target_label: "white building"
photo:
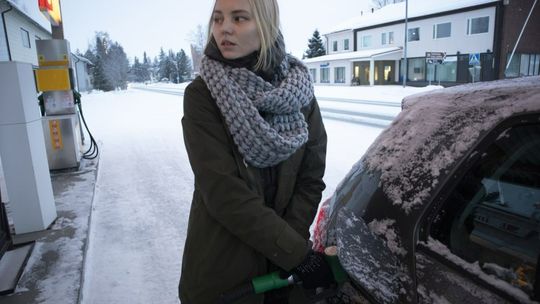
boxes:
[304,0,500,86]
[1,0,93,91]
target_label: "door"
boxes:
[417,120,540,303]
[375,61,395,85]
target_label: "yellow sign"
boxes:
[49,120,63,150]
[35,68,71,92]
[39,0,62,26]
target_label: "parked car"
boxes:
[313,76,540,304]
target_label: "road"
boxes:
[131,84,401,128]
[79,87,386,303]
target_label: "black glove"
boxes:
[291,250,334,289]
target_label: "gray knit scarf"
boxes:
[199,54,314,168]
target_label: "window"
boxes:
[333,41,338,52]
[428,123,540,301]
[468,16,489,35]
[381,33,387,45]
[361,35,372,48]
[20,28,30,48]
[389,32,394,44]
[309,68,317,83]
[433,22,451,39]
[334,67,345,83]
[408,27,420,42]
[344,39,349,51]
[320,67,330,83]
[505,53,540,78]
[435,56,457,82]
[407,58,425,81]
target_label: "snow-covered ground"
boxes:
[76,83,441,303]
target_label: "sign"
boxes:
[426,52,446,64]
[320,62,330,68]
[38,0,62,26]
[469,53,480,65]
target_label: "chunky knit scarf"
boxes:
[199,54,314,168]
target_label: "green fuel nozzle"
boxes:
[218,246,348,304]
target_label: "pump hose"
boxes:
[73,91,99,160]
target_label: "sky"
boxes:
[59,0,373,61]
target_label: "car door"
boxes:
[415,117,540,303]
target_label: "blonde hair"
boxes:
[207,0,281,71]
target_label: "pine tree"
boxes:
[142,52,151,81]
[85,32,129,91]
[176,49,192,82]
[304,30,326,59]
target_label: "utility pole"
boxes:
[402,0,408,87]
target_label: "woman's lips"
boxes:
[221,40,236,46]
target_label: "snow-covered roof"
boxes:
[364,76,540,213]
[303,46,401,63]
[325,0,499,35]
[72,53,93,65]
[5,0,51,34]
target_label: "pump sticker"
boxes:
[49,120,63,150]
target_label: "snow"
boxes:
[364,76,540,213]
[303,47,401,63]
[325,0,498,34]
[367,218,406,256]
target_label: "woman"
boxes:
[179,0,332,302]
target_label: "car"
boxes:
[312,76,540,304]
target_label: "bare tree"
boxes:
[371,0,404,9]
[187,24,207,76]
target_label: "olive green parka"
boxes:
[179,76,327,303]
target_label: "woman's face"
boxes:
[211,0,261,59]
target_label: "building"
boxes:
[1,0,93,92]
[498,0,540,78]
[304,0,539,86]
[1,0,53,64]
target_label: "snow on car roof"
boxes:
[364,76,540,214]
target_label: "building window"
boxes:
[344,39,349,51]
[333,41,338,52]
[407,57,425,81]
[309,68,317,83]
[381,32,387,45]
[320,67,330,83]
[334,67,345,83]
[389,32,394,44]
[468,16,489,35]
[505,53,540,78]
[435,56,457,82]
[433,22,451,39]
[20,28,30,48]
[408,27,420,42]
[361,35,372,48]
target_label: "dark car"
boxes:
[313,76,540,304]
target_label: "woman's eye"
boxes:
[213,16,223,23]
[234,16,248,22]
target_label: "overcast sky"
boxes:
[60,0,375,61]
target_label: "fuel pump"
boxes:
[34,39,82,170]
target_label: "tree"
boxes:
[85,32,129,91]
[303,29,326,59]
[175,49,192,82]
[188,24,206,76]
[371,0,404,9]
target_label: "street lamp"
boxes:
[402,0,408,88]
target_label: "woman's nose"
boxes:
[221,18,234,35]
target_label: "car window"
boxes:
[427,123,540,301]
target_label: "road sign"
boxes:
[426,52,446,64]
[469,53,480,65]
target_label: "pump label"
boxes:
[49,120,63,150]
